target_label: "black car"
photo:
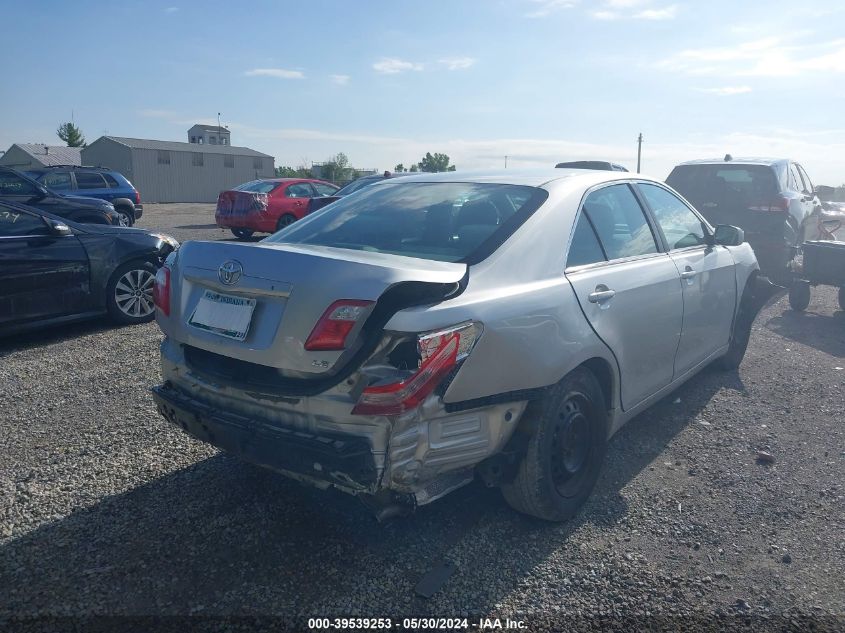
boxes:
[666,157,821,282]
[27,165,143,227]
[555,160,629,172]
[0,200,178,335]
[0,166,119,226]
[308,172,415,213]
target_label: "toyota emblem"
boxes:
[218,260,243,285]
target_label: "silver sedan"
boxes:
[151,170,774,521]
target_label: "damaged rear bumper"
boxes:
[152,382,379,490]
[153,337,527,505]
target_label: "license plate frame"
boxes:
[188,289,256,341]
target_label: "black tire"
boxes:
[788,280,811,311]
[276,214,297,231]
[105,260,157,325]
[231,228,254,240]
[115,206,135,227]
[501,367,608,522]
[839,286,845,312]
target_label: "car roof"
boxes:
[675,157,789,167]
[372,168,657,189]
[28,165,114,172]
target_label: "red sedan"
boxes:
[215,178,339,239]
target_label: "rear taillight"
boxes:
[304,300,374,351]
[749,196,789,212]
[153,266,171,316]
[134,190,141,205]
[352,322,481,416]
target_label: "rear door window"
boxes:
[581,184,658,260]
[40,171,72,190]
[638,183,707,249]
[566,213,606,268]
[285,183,314,198]
[75,172,108,189]
[313,182,339,196]
[103,174,120,188]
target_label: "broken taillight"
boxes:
[153,266,171,316]
[352,322,481,416]
[304,300,374,351]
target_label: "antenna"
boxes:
[636,133,643,173]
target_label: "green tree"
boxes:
[418,152,454,173]
[321,152,352,182]
[409,163,419,172]
[394,163,406,173]
[275,166,298,177]
[57,122,86,147]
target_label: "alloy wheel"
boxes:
[114,268,155,318]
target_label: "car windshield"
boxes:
[265,182,547,263]
[234,180,279,194]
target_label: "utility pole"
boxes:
[636,133,643,173]
[217,112,222,131]
[504,155,508,169]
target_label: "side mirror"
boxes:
[714,224,744,246]
[47,220,73,237]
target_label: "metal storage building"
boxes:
[81,136,274,203]
[0,144,82,170]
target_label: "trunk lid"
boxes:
[160,240,466,377]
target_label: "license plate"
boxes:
[189,289,256,341]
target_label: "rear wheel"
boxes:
[788,280,811,311]
[276,214,297,231]
[106,260,157,325]
[231,228,254,240]
[501,367,607,522]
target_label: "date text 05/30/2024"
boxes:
[308,617,527,630]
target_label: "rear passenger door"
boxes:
[637,183,736,376]
[565,183,684,410]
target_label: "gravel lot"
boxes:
[1,203,844,631]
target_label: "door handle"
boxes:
[680,267,697,280]
[588,288,616,303]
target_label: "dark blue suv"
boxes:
[27,166,143,226]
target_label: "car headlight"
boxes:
[151,233,180,249]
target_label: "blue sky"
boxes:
[2,0,844,183]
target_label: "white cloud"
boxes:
[439,57,477,71]
[634,5,676,20]
[659,36,845,77]
[592,2,676,20]
[164,6,178,13]
[525,0,579,19]
[696,86,753,96]
[330,74,350,85]
[244,68,305,79]
[372,58,424,74]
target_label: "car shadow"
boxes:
[0,317,125,358]
[763,308,845,358]
[0,373,737,620]
[174,223,219,230]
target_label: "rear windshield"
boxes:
[265,182,548,263]
[667,165,779,208]
[234,180,279,194]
